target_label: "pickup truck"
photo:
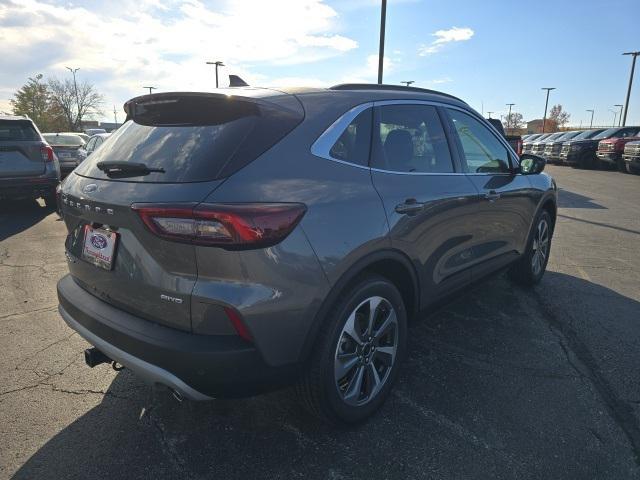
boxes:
[560,126,640,169]
[622,140,640,174]
[596,133,640,172]
[486,118,522,155]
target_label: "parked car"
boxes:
[0,115,59,206]
[622,140,640,174]
[543,131,583,163]
[531,132,565,157]
[57,85,557,424]
[42,133,86,177]
[77,133,111,162]
[522,133,550,154]
[596,133,640,172]
[558,129,606,165]
[486,118,522,155]
[64,132,90,143]
[561,126,640,169]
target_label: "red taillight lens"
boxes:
[516,139,523,156]
[41,145,54,162]
[132,203,307,249]
[224,307,253,342]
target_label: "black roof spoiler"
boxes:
[229,75,249,87]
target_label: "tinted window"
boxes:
[75,95,303,182]
[372,104,453,173]
[0,120,39,141]
[447,109,510,173]
[43,134,84,146]
[574,129,605,139]
[329,108,372,166]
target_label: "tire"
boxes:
[627,163,640,175]
[43,193,57,210]
[297,274,407,424]
[509,210,552,287]
[616,158,628,173]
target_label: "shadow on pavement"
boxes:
[557,188,606,209]
[0,199,55,242]
[12,272,640,479]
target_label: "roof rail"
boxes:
[329,83,466,104]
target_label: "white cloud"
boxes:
[418,26,474,56]
[0,0,357,119]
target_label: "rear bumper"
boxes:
[0,177,58,199]
[57,274,301,399]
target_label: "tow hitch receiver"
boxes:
[84,347,112,368]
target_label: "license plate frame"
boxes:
[81,225,118,270]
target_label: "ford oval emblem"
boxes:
[83,184,98,194]
[90,234,108,249]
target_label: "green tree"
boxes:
[10,74,66,131]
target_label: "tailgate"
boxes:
[0,143,46,177]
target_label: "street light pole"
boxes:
[206,61,225,88]
[609,109,617,127]
[586,109,594,128]
[487,111,494,119]
[401,81,414,87]
[621,51,639,126]
[65,66,80,130]
[506,103,515,134]
[377,0,387,84]
[614,104,624,127]
[143,86,157,95]
[541,87,555,133]
[113,105,118,128]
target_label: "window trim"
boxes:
[311,99,520,176]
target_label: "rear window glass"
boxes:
[43,134,85,146]
[329,109,372,166]
[74,95,303,182]
[0,120,39,141]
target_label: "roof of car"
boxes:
[0,115,32,122]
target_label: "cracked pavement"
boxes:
[1,165,640,479]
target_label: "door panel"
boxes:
[369,104,480,305]
[444,108,537,278]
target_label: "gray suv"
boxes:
[57,85,557,423]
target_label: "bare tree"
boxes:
[502,112,525,131]
[549,104,571,129]
[48,77,104,131]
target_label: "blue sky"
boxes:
[0,0,638,126]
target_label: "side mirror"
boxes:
[519,154,546,175]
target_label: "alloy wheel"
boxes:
[531,218,549,276]
[334,296,398,406]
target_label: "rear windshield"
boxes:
[74,95,303,182]
[0,120,39,141]
[43,134,85,146]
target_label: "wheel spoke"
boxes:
[343,310,364,345]
[365,297,383,336]
[373,309,397,340]
[375,345,395,365]
[335,352,359,380]
[343,365,365,403]
[366,363,382,397]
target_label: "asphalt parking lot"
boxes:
[1,165,639,479]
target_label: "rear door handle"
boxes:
[484,190,501,202]
[395,199,425,215]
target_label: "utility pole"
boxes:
[65,67,80,130]
[113,105,118,128]
[541,87,555,133]
[506,103,515,134]
[377,0,387,84]
[206,61,225,88]
[621,51,639,126]
[144,86,157,95]
[401,81,414,87]
[586,109,594,128]
[487,111,494,119]
[614,104,624,127]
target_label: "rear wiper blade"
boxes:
[96,161,165,176]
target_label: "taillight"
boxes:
[224,307,253,342]
[132,203,307,249]
[516,139,523,156]
[41,145,54,162]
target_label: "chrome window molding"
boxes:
[310,98,520,175]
